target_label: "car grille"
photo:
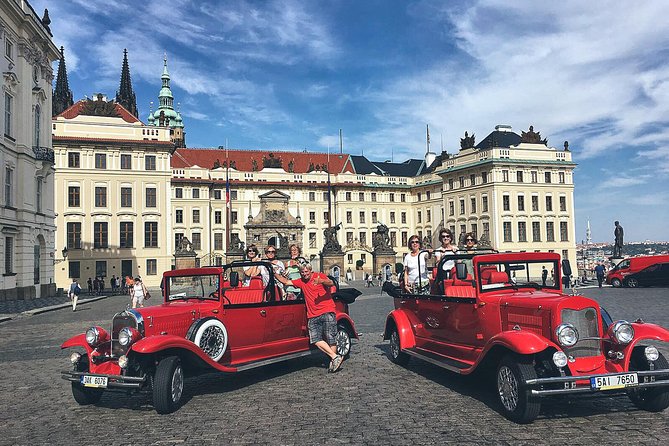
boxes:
[561,307,601,358]
[111,311,139,357]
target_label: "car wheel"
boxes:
[71,382,103,405]
[626,278,639,288]
[188,318,228,362]
[153,356,184,414]
[611,278,622,288]
[496,355,541,423]
[336,324,352,358]
[627,349,669,412]
[388,326,410,366]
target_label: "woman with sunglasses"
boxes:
[243,244,269,286]
[403,236,429,293]
[284,244,306,299]
[434,229,458,276]
[463,232,477,251]
[264,245,286,298]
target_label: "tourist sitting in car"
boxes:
[243,244,269,286]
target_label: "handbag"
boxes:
[143,283,151,299]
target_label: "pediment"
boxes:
[259,190,290,200]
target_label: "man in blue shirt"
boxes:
[594,263,606,288]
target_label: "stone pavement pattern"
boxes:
[0,285,667,445]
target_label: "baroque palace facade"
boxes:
[49,46,577,289]
[0,2,59,299]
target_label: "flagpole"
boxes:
[225,139,231,256]
[327,145,332,227]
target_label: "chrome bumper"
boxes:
[526,368,669,397]
[61,370,147,390]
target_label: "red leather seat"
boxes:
[488,271,508,284]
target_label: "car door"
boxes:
[263,294,309,353]
[221,295,267,365]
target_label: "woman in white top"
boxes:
[131,277,148,308]
[433,229,458,277]
[403,235,429,293]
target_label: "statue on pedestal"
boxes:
[613,221,624,258]
[373,223,393,253]
[323,223,343,254]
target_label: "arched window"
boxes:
[34,104,41,148]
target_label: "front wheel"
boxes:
[388,326,410,366]
[153,356,185,414]
[336,324,352,358]
[71,382,103,405]
[496,355,541,423]
[628,350,669,412]
[625,278,639,288]
[611,278,622,288]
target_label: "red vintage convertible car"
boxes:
[61,261,359,414]
[383,250,669,423]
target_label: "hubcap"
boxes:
[497,366,519,411]
[336,328,350,356]
[627,279,638,287]
[171,365,184,403]
[390,331,400,359]
[200,326,225,359]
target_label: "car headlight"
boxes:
[118,355,129,369]
[644,345,659,362]
[555,323,579,347]
[118,327,140,346]
[609,320,634,345]
[69,352,82,364]
[552,351,568,368]
[85,326,109,347]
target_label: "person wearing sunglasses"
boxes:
[264,245,286,298]
[243,244,269,286]
[434,229,458,276]
[403,235,429,293]
[463,233,477,251]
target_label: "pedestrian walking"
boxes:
[594,262,606,288]
[68,278,81,312]
[110,275,116,294]
[542,266,548,287]
[93,277,100,296]
[87,277,93,295]
[131,277,150,308]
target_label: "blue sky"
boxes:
[33,0,669,243]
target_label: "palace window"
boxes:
[146,188,156,207]
[119,222,133,248]
[95,153,106,169]
[68,152,80,168]
[67,222,81,249]
[121,187,132,207]
[93,222,108,248]
[145,155,156,170]
[95,187,107,207]
[68,186,80,207]
[121,154,132,169]
[145,222,158,247]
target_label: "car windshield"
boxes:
[478,260,560,292]
[167,274,219,301]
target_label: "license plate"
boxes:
[590,373,638,390]
[81,375,108,388]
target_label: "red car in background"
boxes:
[61,261,359,414]
[384,251,669,423]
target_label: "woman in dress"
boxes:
[433,229,458,277]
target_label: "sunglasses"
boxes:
[265,250,276,254]
[247,250,257,254]
[410,240,420,244]
[466,238,475,242]
[441,234,451,239]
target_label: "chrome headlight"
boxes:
[85,327,100,346]
[555,323,579,347]
[609,320,634,345]
[69,352,82,364]
[118,327,132,346]
[552,351,568,368]
[644,345,659,362]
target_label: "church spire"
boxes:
[52,46,73,116]
[115,49,138,118]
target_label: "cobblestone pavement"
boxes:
[0,284,667,445]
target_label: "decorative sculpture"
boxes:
[520,125,548,145]
[460,131,476,150]
[323,223,343,253]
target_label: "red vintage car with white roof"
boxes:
[61,261,359,414]
[383,250,669,423]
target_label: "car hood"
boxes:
[497,291,599,312]
[134,300,220,337]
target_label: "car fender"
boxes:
[485,330,558,355]
[61,333,91,351]
[130,335,238,372]
[336,313,359,339]
[384,309,416,350]
[624,322,669,361]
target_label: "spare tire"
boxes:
[187,318,228,362]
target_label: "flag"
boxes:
[427,124,430,146]
[225,171,231,209]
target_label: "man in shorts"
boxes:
[274,263,343,372]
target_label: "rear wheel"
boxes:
[336,324,352,358]
[153,356,184,414]
[388,326,410,366]
[626,278,639,288]
[496,355,541,423]
[611,278,622,288]
[628,350,669,412]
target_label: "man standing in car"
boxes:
[274,263,343,373]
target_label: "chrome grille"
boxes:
[561,307,601,358]
[111,311,138,357]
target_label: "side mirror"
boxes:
[562,259,572,277]
[229,271,239,287]
[455,262,468,280]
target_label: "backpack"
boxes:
[73,284,81,296]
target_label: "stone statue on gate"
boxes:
[373,223,393,253]
[323,222,343,254]
[613,221,624,258]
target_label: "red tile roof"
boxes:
[171,148,355,174]
[54,99,141,124]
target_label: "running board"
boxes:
[403,348,471,373]
[234,349,317,372]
